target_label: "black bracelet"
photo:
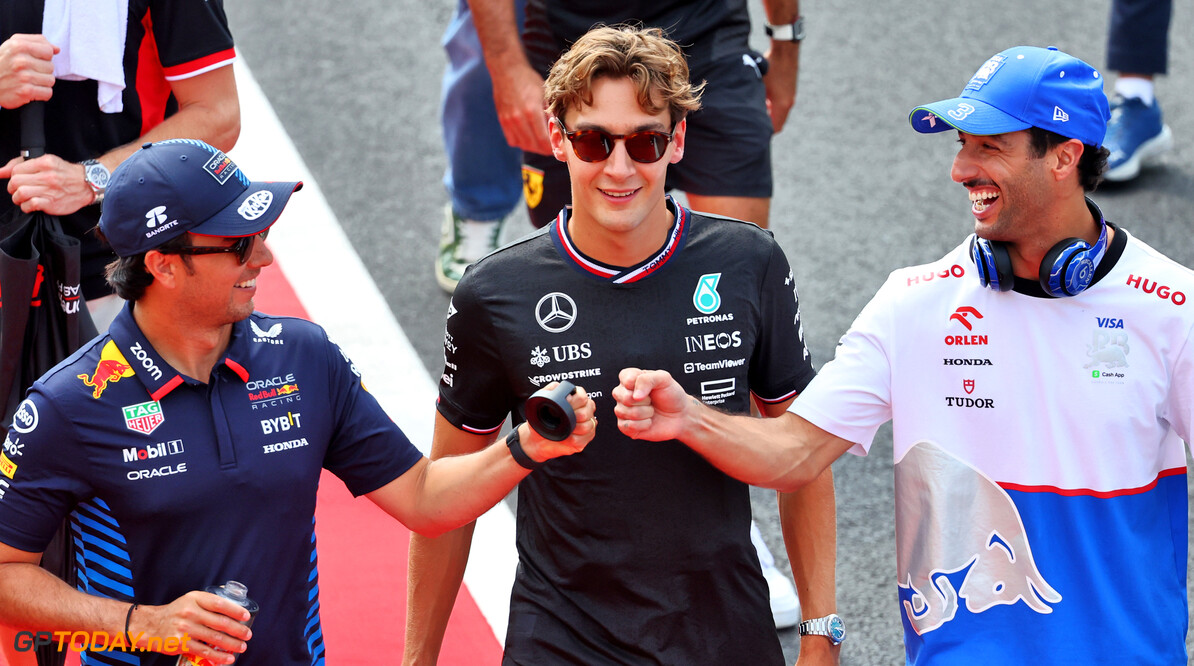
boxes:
[506,427,542,471]
[124,603,138,650]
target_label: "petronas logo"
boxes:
[693,273,722,314]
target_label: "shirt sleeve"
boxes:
[149,0,236,80]
[748,236,817,403]
[0,392,92,552]
[789,272,898,455]
[434,270,518,434]
[321,331,423,497]
[1162,318,1194,445]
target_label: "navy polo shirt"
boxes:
[0,304,421,665]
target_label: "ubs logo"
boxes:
[536,292,577,333]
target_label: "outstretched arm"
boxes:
[398,385,594,665]
[613,368,851,491]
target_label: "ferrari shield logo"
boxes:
[522,165,544,209]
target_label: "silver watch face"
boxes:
[85,162,110,189]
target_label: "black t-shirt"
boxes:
[439,199,815,663]
[0,0,235,299]
[522,0,751,73]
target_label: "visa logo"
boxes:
[1096,317,1124,328]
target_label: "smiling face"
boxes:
[551,76,685,258]
[175,232,273,327]
[950,130,1054,244]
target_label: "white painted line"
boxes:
[229,54,514,645]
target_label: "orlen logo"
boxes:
[946,306,987,346]
[122,439,184,463]
[1126,274,1185,306]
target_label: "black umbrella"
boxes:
[0,102,97,666]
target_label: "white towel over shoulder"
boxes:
[43,0,129,113]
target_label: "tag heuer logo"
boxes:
[123,401,165,435]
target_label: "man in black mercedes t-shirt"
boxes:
[406,25,840,666]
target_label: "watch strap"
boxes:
[506,426,542,471]
[764,17,805,42]
[798,613,844,645]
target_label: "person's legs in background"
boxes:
[436,0,526,293]
[1103,0,1174,182]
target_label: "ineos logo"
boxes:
[145,206,168,228]
[535,292,577,333]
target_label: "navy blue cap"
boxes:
[909,46,1111,147]
[98,139,302,257]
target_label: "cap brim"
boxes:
[909,97,1031,136]
[189,181,304,238]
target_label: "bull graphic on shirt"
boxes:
[77,341,136,399]
[895,441,1061,635]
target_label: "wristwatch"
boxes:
[764,17,805,42]
[82,159,110,204]
[798,613,845,645]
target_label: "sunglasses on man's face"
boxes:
[554,118,675,163]
[163,229,269,265]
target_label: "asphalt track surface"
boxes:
[227,1,1194,663]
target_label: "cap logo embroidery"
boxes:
[238,191,274,220]
[963,55,1005,92]
[1052,106,1069,122]
[948,103,976,122]
[203,150,239,185]
[145,206,168,228]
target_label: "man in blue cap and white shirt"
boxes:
[612,45,1194,663]
[0,139,595,665]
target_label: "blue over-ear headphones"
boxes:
[970,217,1109,297]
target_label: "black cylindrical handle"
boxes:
[21,102,46,159]
[525,380,577,441]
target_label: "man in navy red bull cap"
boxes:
[0,139,595,665]
[615,45,1194,664]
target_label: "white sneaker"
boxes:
[435,205,505,294]
[751,520,800,629]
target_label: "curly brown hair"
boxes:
[544,25,704,126]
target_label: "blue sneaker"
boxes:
[1103,96,1173,182]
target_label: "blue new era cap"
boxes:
[909,46,1111,147]
[99,139,302,257]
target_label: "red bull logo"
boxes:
[78,341,136,399]
[895,441,1061,635]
